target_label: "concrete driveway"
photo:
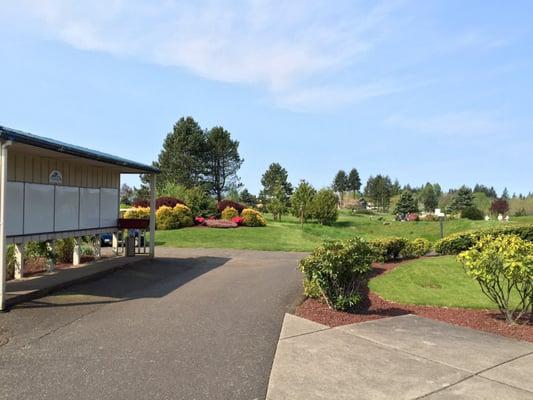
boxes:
[0,248,306,400]
[267,314,533,399]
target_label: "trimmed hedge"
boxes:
[221,206,239,220]
[435,225,533,255]
[241,208,267,227]
[124,207,150,219]
[400,238,431,259]
[369,237,408,262]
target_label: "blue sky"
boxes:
[1,1,532,195]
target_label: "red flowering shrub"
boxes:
[133,199,150,208]
[406,213,419,221]
[231,216,244,226]
[156,197,186,210]
[490,198,509,215]
[205,219,238,228]
[194,216,206,225]
[208,215,217,220]
[217,200,245,213]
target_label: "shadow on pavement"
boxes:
[11,256,230,310]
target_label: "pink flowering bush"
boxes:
[231,216,244,226]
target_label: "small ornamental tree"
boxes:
[490,198,510,216]
[394,190,419,215]
[291,180,316,224]
[299,238,374,311]
[458,235,533,324]
[311,189,339,225]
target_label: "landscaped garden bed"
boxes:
[296,256,533,343]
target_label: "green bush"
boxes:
[55,238,75,263]
[369,237,408,262]
[400,238,431,259]
[303,277,321,298]
[435,225,533,255]
[221,206,239,220]
[311,189,338,225]
[458,235,533,324]
[241,208,267,227]
[174,204,193,228]
[156,206,179,230]
[461,206,484,220]
[299,238,374,311]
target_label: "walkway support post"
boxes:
[73,237,81,266]
[0,140,12,311]
[149,173,156,257]
[14,243,24,279]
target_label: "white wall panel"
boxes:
[6,181,24,236]
[79,188,100,229]
[24,183,54,234]
[54,186,79,231]
[100,188,118,227]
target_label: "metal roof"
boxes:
[0,125,159,173]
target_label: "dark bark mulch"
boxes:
[296,260,533,343]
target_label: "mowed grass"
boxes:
[155,211,533,252]
[369,256,522,310]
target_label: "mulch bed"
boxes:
[296,259,533,343]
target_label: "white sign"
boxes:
[49,170,63,184]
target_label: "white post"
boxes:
[73,237,81,266]
[14,243,24,280]
[0,141,11,310]
[47,241,55,272]
[149,173,156,257]
[94,235,101,260]
[112,231,119,255]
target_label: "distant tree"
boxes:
[394,190,419,215]
[391,179,401,196]
[239,188,257,206]
[419,183,438,212]
[447,185,474,213]
[347,168,361,197]
[225,187,241,202]
[490,198,510,216]
[268,183,287,221]
[364,175,393,210]
[311,189,339,225]
[260,163,292,203]
[291,180,316,224]
[433,183,442,198]
[155,117,207,189]
[204,126,243,202]
[473,184,497,198]
[120,183,134,205]
[332,170,348,204]
[501,187,510,199]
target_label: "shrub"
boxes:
[194,216,206,225]
[174,204,193,228]
[124,207,150,219]
[205,219,238,228]
[311,189,338,225]
[221,206,239,220]
[514,208,527,217]
[217,200,245,214]
[400,238,431,259]
[461,206,484,220]
[369,237,408,262]
[156,196,186,209]
[156,206,179,230]
[231,216,244,226]
[406,213,419,221]
[490,198,510,216]
[303,277,321,298]
[458,235,533,324]
[299,238,374,311]
[132,199,150,208]
[241,208,267,227]
[435,225,533,255]
[55,238,75,263]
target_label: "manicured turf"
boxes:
[155,211,533,252]
[369,256,521,310]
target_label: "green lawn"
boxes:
[369,256,521,310]
[155,211,533,252]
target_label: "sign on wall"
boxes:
[49,170,63,184]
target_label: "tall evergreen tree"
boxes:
[260,163,292,202]
[154,117,207,189]
[204,126,243,201]
[347,168,361,197]
[394,190,419,215]
[332,170,348,204]
[364,175,393,210]
[447,185,474,213]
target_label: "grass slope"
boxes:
[155,212,533,252]
[369,256,521,310]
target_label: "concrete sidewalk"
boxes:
[5,255,147,308]
[267,314,533,399]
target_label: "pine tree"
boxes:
[347,168,361,197]
[332,170,348,205]
[394,190,419,215]
[291,180,316,224]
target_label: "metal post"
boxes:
[73,237,81,266]
[439,216,444,239]
[14,243,24,280]
[149,174,156,257]
[0,141,11,310]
